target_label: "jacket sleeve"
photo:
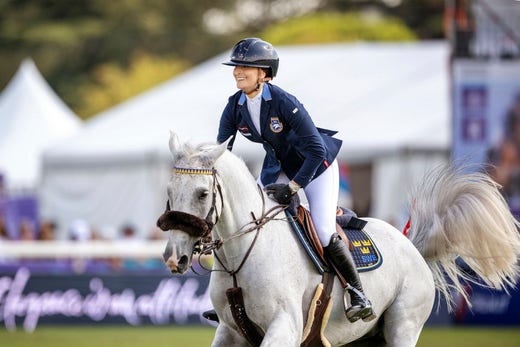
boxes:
[217,97,238,151]
[282,97,326,188]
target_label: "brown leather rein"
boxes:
[157,166,287,282]
[208,187,287,286]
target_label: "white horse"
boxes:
[159,132,520,347]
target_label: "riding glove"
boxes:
[265,181,300,205]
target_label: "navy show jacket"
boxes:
[217,83,342,188]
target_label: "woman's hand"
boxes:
[265,182,299,205]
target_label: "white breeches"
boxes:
[259,160,339,247]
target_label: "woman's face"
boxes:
[233,65,265,95]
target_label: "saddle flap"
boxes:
[296,206,326,263]
[296,206,353,262]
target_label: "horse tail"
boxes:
[406,165,520,310]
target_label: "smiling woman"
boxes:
[232,65,268,97]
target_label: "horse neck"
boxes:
[212,154,272,258]
[215,155,265,235]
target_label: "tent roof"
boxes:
[43,41,450,165]
[0,59,82,188]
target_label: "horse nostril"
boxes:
[178,255,189,268]
[177,255,190,273]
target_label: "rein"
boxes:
[205,186,287,285]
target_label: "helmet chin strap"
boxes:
[244,80,264,97]
[243,68,271,97]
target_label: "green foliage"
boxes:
[385,0,445,39]
[261,12,416,45]
[18,19,106,45]
[0,0,231,118]
[74,53,190,118]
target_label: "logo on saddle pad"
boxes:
[348,228,381,271]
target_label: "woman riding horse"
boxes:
[213,37,374,323]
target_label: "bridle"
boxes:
[157,166,222,240]
[157,165,287,284]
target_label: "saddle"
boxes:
[291,206,383,275]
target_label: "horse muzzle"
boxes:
[163,241,190,274]
[165,254,190,274]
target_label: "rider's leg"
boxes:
[324,232,375,322]
[303,160,339,247]
[304,160,374,323]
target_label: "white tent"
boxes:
[41,41,450,238]
[0,59,82,191]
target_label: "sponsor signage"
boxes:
[0,268,213,332]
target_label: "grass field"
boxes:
[2,326,520,347]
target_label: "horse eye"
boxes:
[198,190,209,201]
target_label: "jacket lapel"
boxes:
[259,84,273,137]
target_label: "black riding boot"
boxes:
[324,233,376,323]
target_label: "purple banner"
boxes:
[0,268,213,332]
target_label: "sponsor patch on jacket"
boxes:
[238,125,252,136]
[269,117,283,133]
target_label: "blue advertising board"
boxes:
[453,283,520,326]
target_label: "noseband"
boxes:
[156,167,222,239]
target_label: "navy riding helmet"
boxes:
[222,38,279,78]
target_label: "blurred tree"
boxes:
[322,0,445,39]
[0,0,443,119]
[385,0,445,39]
[260,12,416,45]
[74,52,190,117]
[0,0,233,119]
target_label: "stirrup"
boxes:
[346,304,376,323]
[343,285,376,323]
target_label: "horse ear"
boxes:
[215,136,233,159]
[169,131,181,157]
[201,136,233,164]
[220,135,233,151]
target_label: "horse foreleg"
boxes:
[260,310,303,347]
[212,322,250,347]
